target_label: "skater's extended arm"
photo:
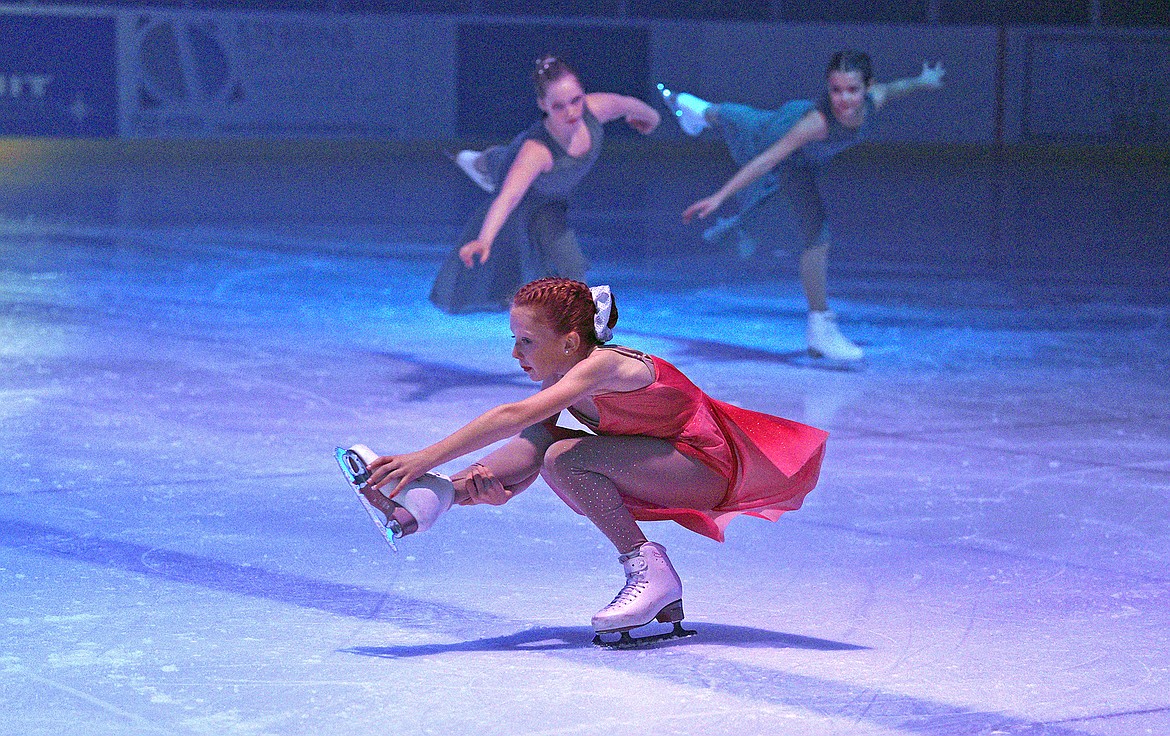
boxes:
[367,351,628,495]
[868,61,945,110]
[586,92,661,134]
[682,111,827,222]
[460,140,553,267]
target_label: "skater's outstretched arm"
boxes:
[366,350,631,496]
[868,61,945,110]
[585,92,661,134]
[459,139,554,267]
[682,111,828,222]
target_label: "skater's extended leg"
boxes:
[785,166,863,360]
[540,435,726,553]
[454,144,503,193]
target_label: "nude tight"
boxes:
[540,435,727,554]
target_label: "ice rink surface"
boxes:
[1,140,1168,735]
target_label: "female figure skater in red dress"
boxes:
[363,278,828,645]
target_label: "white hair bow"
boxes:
[590,285,613,343]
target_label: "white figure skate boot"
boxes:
[656,84,710,136]
[807,310,864,361]
[336,444,454,551]
[453,150,496,193]
[592,542,695,648]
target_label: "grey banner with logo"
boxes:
[117,10,454,139]
[2,7,1166,144]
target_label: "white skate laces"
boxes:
[592,542,682,633]
[592,542,696,648]
[604,551,651,608]
[807,310,864,361]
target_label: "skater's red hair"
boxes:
[512,278,617,346]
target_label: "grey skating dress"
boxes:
[430,106,604,314]
[715,92,875,249]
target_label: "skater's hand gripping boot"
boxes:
[336,444,455,550]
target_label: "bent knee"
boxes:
[541,437,588,479]
[543,436,622,482]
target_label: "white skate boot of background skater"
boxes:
[335,444,454,552]
[807,310,864,361]
[592,541,696,648]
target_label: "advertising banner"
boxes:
[119,11,453,139]
[0,13,118,137]
[1024,34,1169,144]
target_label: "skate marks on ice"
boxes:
[0,516,866,656]
[374,350,532,402]
[0,518,494,632]
[591,656,1117,736]
[624,329,866,373]
[0,511,1136,734]
[605,656,1123,736]
[346,626,1112,736]
[1,516,872,660]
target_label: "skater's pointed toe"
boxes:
[655,85,710,136]
[657,82,676,108]
[454,149,496,193]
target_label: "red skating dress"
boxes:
[565,347,828,542]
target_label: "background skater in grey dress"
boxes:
[662,50,945,360]
[431,56,660,314]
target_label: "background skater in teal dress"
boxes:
[662,50,945,361]
[431,56,660,314]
